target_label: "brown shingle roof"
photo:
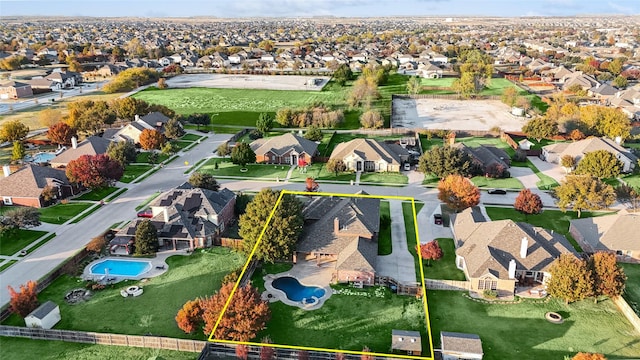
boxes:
[570,211,640,252]
[330,138,408,166]
[441,332,483,356]
[250,133,318,157]
[51,136,111,166]
[0,164,70,198]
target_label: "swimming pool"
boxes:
[272,276,325,303]
[90,259,152,277]
[25,152,56,163]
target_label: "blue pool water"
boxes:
[90,259,152,277]
[272,276,325,302]
[25,152,56,163]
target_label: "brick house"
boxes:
[0,164,80,208]
[330,138,409,173]
[0,80,33,99]
[250,133,319,166]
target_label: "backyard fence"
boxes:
[425,279,470,291]
[613,297,640,333]
[375,276,422,296]
[218,237,243,250]
[0,325,207,353]
[198,341,391,360]
[392,94,502,101]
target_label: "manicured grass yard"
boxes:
[428,290,640,360]
[181,133,205,142]
[359,172,408,185]
[455,136,515,157]
[622,174,640,188]
[485,207,615,252]
[0,337,196,360]
[421,238,466,281]
[470,176,523,189]
[73,187,119,201]
[39,202,94,224]
[0,229,48,256]
[289,163,355,182]
[120,164,154,183]
[2,247,245,339]
[418,134,444,152]
[378,201,392,255]
[135,151,169,164]
[621,263,640,312]
[199,159,290,180]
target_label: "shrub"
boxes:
[483,289,498,299]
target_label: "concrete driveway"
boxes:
[509,166,539,189]
[416,202,453,244]
[528,156,566,183]
[376,200,418,284]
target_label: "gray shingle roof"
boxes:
[330,138,408,166]
[544,137,638,163]
[140,112,170,127]
[27,301,58,320]
[0,164,71,198]
[441,332,483,355]
[250,133,318,157]
[51,136,111,165]
[391,330,422,352]
[570,210,640,252]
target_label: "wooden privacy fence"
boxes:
[393,94,502,101]
[199,342,384,360]
[425,279,470,291]
[0,325,207,353]
[375,276,422,296]
[613,297,640,333]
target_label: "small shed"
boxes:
[391,329,422,356]
[518,139,535,151]
[24,301,61,329]
[440,332,483,360]
[511,107,525,117]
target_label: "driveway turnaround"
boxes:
[376,200,418,284]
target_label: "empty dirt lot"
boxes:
[165,74,330,91]
[392,98,528,132]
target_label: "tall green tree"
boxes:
[134,219,158,255]
[256,113,273,136]
[0,120,29,142]
[554,175,616,217]
[546,254,594,304]
[11,141,25,161]
[238,189,303,262]
[522,117,558,141]
[231,142,256,168]
[333,64,353,86]
[188,172,220,191]
[188,113,210,130]
[418,146,473,178]
[574,150,623,179]
[406,76,422,95]
[106,140,137,166]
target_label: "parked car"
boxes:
[137,209,153,218]
[404,163,411,171]
[434,214,443,225]
[487,189,507,195]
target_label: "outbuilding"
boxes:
[440,332,483,360]
[24,301,61,329]
[391,329,422,356]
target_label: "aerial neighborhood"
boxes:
[1,10,640,360]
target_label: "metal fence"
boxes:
[424,279,470,291]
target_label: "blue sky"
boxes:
[0,0,638,17]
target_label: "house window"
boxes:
[2,197,12,205]
[478,278,497,290]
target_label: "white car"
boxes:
[403,163,411,171]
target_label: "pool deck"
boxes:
[82,249,187,283]
[262,259,333,311]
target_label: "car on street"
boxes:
[136,209,153,218]
[487,189,507,195]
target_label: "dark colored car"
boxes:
[434,214,443,225]
[137,209,153,218]
[488,189,507,195]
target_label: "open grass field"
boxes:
[199,159,290,180]
[0,337,197,360]
[418,135,444,152]
[0,229,48,256]
[455,136,515,156]
[485,207,615,252]
[378,201,392,255]
[2,247,245,339]
[428,290,640,360]
[621,263,640,312]
[421,238,466,281]
[39,202,94,224]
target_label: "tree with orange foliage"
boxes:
[175,299,203,334]
[568,129,585,141]
[588,252,626,300]
[418,241,443,266]
[139,128,166,150]
[305,177,319,192]
[86,236,106,253]
[514,189,543,217]
[47,122,76,146]
[8,280,39,317]
[235,344,249,360]
[572,352,607,360]
[437,174,480,212]
[201,282,270,341]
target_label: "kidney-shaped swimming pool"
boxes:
[272,276,325,303]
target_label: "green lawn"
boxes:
[171,140,193,151]
[181,133,204,142]
[623,174,640,188]
[455,136,515,157]
[378,201,392,255]
[135,151,169,164]
[359,172,408,185]
[2,247,245,339]
[73,187,119,201]
[0,337,197,360]
[315,132,336,157]
[420,77,455,87]
[0,229,48,256]
[511,159,559,190]
[199,159,290,180]
[418,135,444,152]
[621,263,640,314]
[0,260,17,272]
[120,164,154,183]
[70,204,101,224]
[39,202,94,224]
[422,238,466,281]
[289,162,355,182]
[403,201,425,282]
[485,207,615,252]
[471,176,523,189]
[428,290,640,360]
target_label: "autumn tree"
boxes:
[110,97,150,121]
[615,184,640,210]
[134,219,158,256]
[11,141,25,161]
[574,150,623,179]
[1,207,41,229]
[66,154,124,189]
[514,189,543,216]
[451,72,476,98]
[163,118,184,139]
[579,105,630,140]
[259,337,275,360]
[572,352,607,360]
[106,140,137,166]
[256,113,273,136]
[360,110,384,129]
[437,174,481,212]
[7,280,39,317]
[86,236,106,253]
[175,299,203,334]
[554,175,615,217]
[157,77,168,89]
[139,129,166,150]
[348,75,379,108]
[103,68,160,93]
[522,117,558,141]
[238,189,303,262]
[201,282,271,341]
[38,108,63,127]
[216,142,231,157]
[561,155,576,173]
[231,142,256,168]
[305,177,319,192]
[418,240,443,266]
[588,252,626,300]
[333,64,353,86]
[419,146,473,178]
[304,126,323,141]
[326,158,347,177]
[568,129,585,141]
[546,254,594,304]
[612,75,628,89]
[188,172,220,191]
[501,87,518,107]
[236,345,249,360]
[0,119,29,142]
[47,122,76,146]
[406,76,422,95]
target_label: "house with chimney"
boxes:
[50,136,112,168]
[452,207,578,297]
[541,137,638,173]
[0,164,80,208]
[104,112,173,144]
[250,133,319,166]
[295,193,380,286]
[329,138,410,173]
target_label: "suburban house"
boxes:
[45,71,81,88]
[50,136,112,168]
[112,183,236,252]
[451,143,511,175]
[330,138,410,173]
[250,133,319,166]
[0,164,80,208]
[104,112,172,144]
[569,210,640,261]
[541,137,638,173]
[440,332,484,360]
[452,207,578,297]
[0,80,33,99]
[296,194,380,286]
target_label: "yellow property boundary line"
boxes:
[208,190,434,360]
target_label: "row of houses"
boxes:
[0,69,81,99]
